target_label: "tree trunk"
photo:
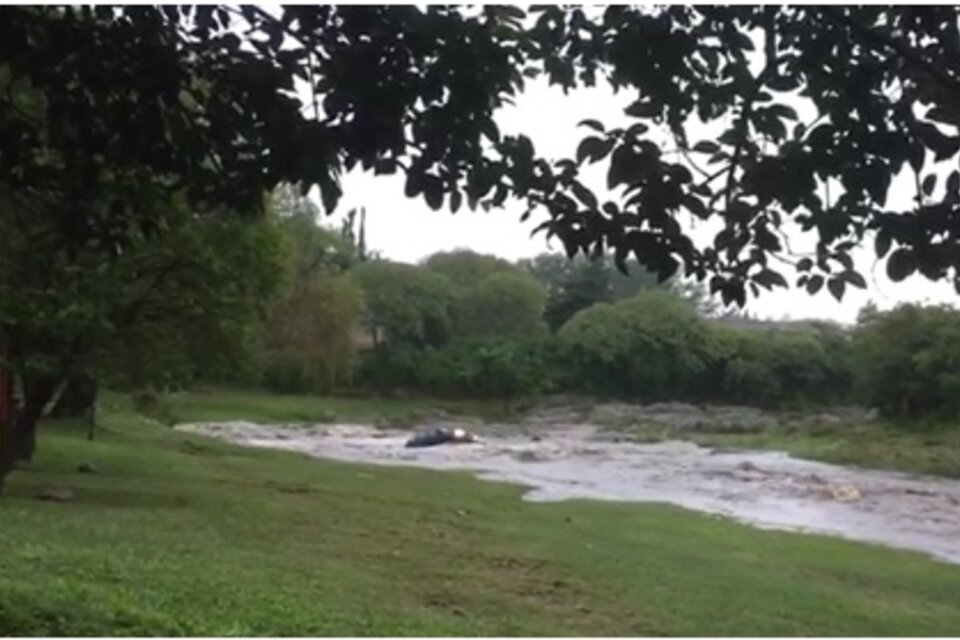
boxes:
[14,376,55,463]
[86,384,99,441]
[49,373,98,419]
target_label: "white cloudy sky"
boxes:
[316,59,958,326]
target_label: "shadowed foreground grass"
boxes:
[1,396,959,635]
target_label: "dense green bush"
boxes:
[557,290,717,398]
[355,338,553,400]
[353,345,423,393]
[705,327,849,408]
[352,260,455,348]
[455,271,548,339]
[852,304,960,419]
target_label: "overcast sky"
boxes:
[318,65,959,326]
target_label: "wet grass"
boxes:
[1,394,960,635]
[141,386,518,427]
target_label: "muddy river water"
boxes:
[176,420,960,566]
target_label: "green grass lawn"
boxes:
[1,394,960,635]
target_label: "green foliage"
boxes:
[352,260,455,348]
[419,338,552,399]
[273,195,357,283]
[258,187,367,394]
[0,192,285,391]
[356,338,552,400]
[456,271,548,339]
[423,250,515,288]
[523,252,715,331]
[261,275,364,394]
[558,290,715,398]
[707,327,848,408]
[424,250,548,339]
[352,250,549,397]
[523,253,613,331]
[5,5,960,311]
[852,304,960,420]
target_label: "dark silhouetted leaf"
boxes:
[843,270,866,289]
[576,136,614,165]
[887,248,916,282]
[692,140,720,154]
[578,119,605,133]
[572,182,598,209]
[875,231,892,258]
[625,100,659,118]
[754,268,787,289]
[827,277,845,301]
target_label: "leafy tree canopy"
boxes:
[351,259,456,348]
[3,5,960,307]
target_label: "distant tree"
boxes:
[261,274,364,393]
[708,327,837,407]
[423,250,548,338]
[558,290,715,398]
[522,253,614,331]
[260,190,365,393]
[524,252,717,330]
[423,250,515,289]
[272,187,357,279]
[457,271,549,339]
[351,260,455,348]
[852,304,960,419]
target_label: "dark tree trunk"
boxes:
[14,376,55,463]
[86,384,99,441]
[50,373,98,419]
[0,375,56,492]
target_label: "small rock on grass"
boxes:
[36,487,75,502]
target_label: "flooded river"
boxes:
[176,420,960,566]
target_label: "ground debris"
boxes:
[36,487,75,502]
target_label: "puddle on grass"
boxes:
[176,420,960,566]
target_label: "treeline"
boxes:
[12,185,957,432]
[251,191,960,423]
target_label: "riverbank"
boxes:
[1,393,959,635]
